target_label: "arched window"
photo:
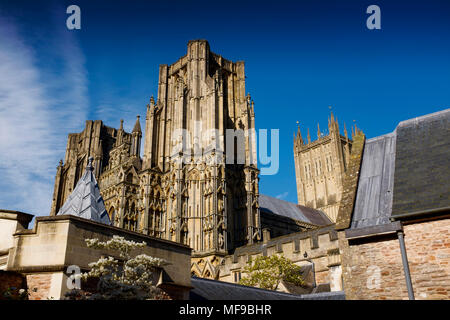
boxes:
[126,173,133,183]
[109,206,115,222]
[123,201,138,231]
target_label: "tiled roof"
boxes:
[190,277,345,300]
[56,157,111,225]
[351,133,396,229]
[259,194,331,226]
[392,109,450,218]
[349,108,450,229]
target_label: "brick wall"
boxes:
[341,218,450,300]
[0,271,27,300]
[26,273,52,300]
[404,219,450,299]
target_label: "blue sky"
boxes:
[0,0,449,216]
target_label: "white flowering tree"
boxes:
[65,235,168,300]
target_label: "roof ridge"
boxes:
[397,108,450,128]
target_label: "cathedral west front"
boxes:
[50,40,262,271]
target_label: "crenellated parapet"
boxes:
[293,111,360,222]
[211,224,343,293]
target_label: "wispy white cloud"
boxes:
[275,191,289,200]
[0,16,88,216]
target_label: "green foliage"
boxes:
[239,254,304,291]
[1,287,29,300]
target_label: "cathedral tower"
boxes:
[293,111,354,222]
[141,40,260,259]
[51,40,260,277]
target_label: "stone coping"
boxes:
[14,214,192,255]
[0,209,34,224]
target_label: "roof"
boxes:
[350,133,396,229]
[350,108,450,229]
[57,157,111,225]
[189,277,345,300]
[391,108,450,218]
[259,194,332,226]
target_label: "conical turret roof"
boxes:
[57,157,111,225]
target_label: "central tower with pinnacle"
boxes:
[51,40,260,276]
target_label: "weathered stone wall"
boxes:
[217,225,343,293]
[7,215,192,300]
[293,114,353,223]
[340,218,450,300]
[25,273,53,300]
[404,219,450,299]
[0,210,34,270]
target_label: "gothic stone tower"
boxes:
[51,40,260,278]
[141,40,260,276]
[293,112,354,222]
[50,117,143,231]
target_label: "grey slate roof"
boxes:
[391,109,450,217]
[259,194,331,226]
[351,133,396,229]
[190,277,345,300]
[57,157,111,225]
[350,108,450,229]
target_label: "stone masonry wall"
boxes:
[404,219,450,300]
[26,273,52,300]
[218,225,343,292]
[340,218,450,300]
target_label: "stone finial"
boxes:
[133,115,142,133]
[150,95,155,105]
[119,119,124,130]
[87,156,94,171]
[296,121,303,144]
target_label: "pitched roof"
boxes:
[57,157,111,225]
[391,109,450,218]
[349,108,450,229]
[259,194,332,226]
[351,133,396,229]
[190,277,345,300]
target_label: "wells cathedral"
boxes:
[1,40,449,300]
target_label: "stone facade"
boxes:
[336,109,450,300]
[293,113,354,222]
[2,214,192,300]
[215,225,343,293]
[340,218,450,300]
[0,210,34,270]
[50,40,260,275]
[25,273,54,300]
